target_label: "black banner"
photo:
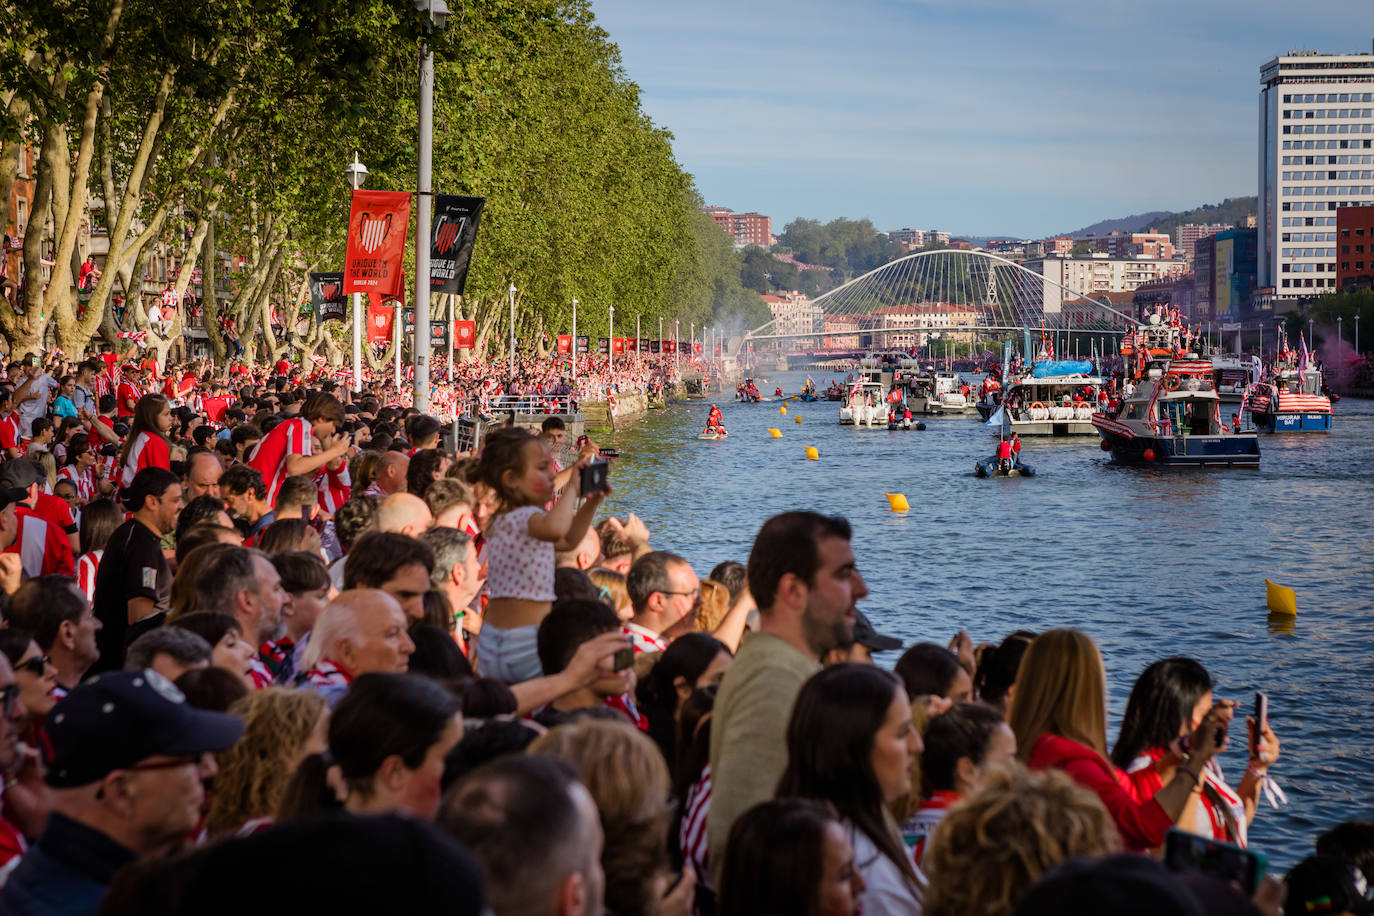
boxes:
[310,272,347,322]
[576,335,589,354]
[638,337,649,352]
[402,309,450,349]
[650,339,661,354]
[597,337,609,354]
[429,195,485,294]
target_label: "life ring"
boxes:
[1164,375,1181,392]
[1030,401,1045,410]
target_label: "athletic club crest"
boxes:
[359,212,393,254]
[433,216,465,255]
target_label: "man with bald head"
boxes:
[555,525,600,572]
[364,451,409,497]
[181,450,223,501]
[377,492,433,538]
[295,589,415,704]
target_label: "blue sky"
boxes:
[589,0,1371,238]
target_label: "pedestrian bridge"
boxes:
[740,249,1140,354]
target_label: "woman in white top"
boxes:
[778,663,928,915]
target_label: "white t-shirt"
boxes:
[16,373,57,435]
[849,822,926,916]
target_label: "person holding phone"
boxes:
[1112,658,1281,848]
[1011,630,1235,852]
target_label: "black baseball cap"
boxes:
[0,486,29,511]
[1286,856,1374,915]
[853,610,902,652]
[43,669,245,788]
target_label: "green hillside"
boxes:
[1142,197,1257,238]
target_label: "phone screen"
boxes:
[1253,692,1268,755]
[1163,829,1266,894]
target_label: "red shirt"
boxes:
[0,413,20,453]
[203,396,230,423]
[275,359,290,376]
[116,380,140,417]
[120,431,171,488]
[8,505,75,577]
[33,491,78,540]
[1026,733,1173,851]
[246,417,313,506]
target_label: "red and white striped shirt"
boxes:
[246,417,313,506]
[0,413,21,454]
[120,431,171,488]
[624,622,667,655]
[315,462,351,515]
[76,550,103,602]
[58,465,97,503]
[679,764,712,890]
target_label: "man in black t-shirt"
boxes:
[91,467,183,673]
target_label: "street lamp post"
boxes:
[608,303,615,373]
[674,320,679,372]
[1309,318,1314,347]
[1356,314,1360,356]
[412,0,449,415]
[636,315,641,365]
[1337,316,1342,352]
[571,296,578,383]
[344,152,368,394]
[508,283,517,378]
[658,316,662,357]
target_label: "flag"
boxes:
[454,320,476,349]
[556,334,572,355]
[117,331,147,347]
[627,337,638,353]
[310,272,347,322]
[649,339,661,354]
[665,340,676,354]
[576,335,589,354]
[366,295,397,342]
[1298,332,1310,377]
[597,337,609,354]
[344,190,410,299]
[429,195,485,294]
[612,337,625,355]
[638,337,649,353]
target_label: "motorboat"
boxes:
[1246,361,1332,432]
[997,361,1101,436]
[902,367,975,415]
[975,457,1035,477]
[838,379,888,427]
[1092,319,1260,467]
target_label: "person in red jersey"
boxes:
[117,395,173,489]
[115,366,142,418]
[245,392,349,507]
[1,460,75,577]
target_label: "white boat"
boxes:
[902,367,975,415]
[1209,354,1262,407]
[838,380,888,427]
[1000,370,1102,436]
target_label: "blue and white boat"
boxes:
[1247,366,1333,433]
[1092,320,1260,468]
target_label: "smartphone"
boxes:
[1163,829,1267,895]
[613,648,634,671]
[1253,692,1268,756]
[579,459,609,494]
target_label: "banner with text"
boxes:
[597,337,609,354]
[650,339,661,354]
[401,309,450,349]
[365,296,397,342]
[344,191,410,299]
[556,334,573,355]
[612,337,625,355]
[310,272,347,322]
[429,195,485,294]
[638,338,649,353]
[577,336,589,354]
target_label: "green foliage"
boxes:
[1143,197,1257,238]
[777,217,904,280]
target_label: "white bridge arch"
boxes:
[738,249,1140,355]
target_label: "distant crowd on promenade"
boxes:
[0,342,1365,916]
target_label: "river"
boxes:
[594,367,1374,871]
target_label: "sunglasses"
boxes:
[0,684,19,718]
[14,655,49,677]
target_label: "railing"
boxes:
[484,394,576,414]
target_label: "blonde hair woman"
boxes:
[206,688,329,838]
[923,766,1119,916]
[529,718,688,916]
[588,567,632,622]
[1009,628,1233,851]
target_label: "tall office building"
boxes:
[1258,46,1374,299]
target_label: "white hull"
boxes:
[839,404,886,427]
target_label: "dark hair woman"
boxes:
[636,632,731,766]
[278,673,462,823]
[116,394,173,489]
[1111,657,1280,849]
[777,663,926,912]
[973,630,1035,714]
[902,702,1017,866]
[1010,629,1234,852]
[719,798,866,916]
[894,643,972,702]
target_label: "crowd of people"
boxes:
[0,344,1366,916]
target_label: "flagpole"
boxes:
[393,300,402,389]
[345,153,368,394]
[571,296,578,384]
[609,303,615,374]
[447,293,453,383]
[508,283,517,378]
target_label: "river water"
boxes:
[594,367,1374,871]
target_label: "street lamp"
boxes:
[571,296,578,383]
[344,152,369,393]
[674,320,679,371]
[1309,317,1314,348]
[508,283,517,377]
[412,0,449,414]
[1337,316,1342,351]
[1356,314,1360,356]
[608,303,615,372]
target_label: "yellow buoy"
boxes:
[767,428,782,438]
[780,405,788,415]
[794,416,803,424]
[804,446,819,460]
[1265,579,1296,616]
[885,493,910,511]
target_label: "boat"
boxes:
[975,457,1035,477]
[697,429,729,440]
[1209,354,1262,408]
[823,382,846,401]
[1246,358,1332,433]
[838,379,888,427]
[901,366,976,415]
[1091,319,1260,467]
[996,361,1102,436]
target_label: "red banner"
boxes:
[665,340,676,354]
[612,337,625,354]
[454,320,477,349]
[713,344,721,356]
[344,190,411,299]
[693,342,703,355]
[627,337,638,353]
[556,334,572,355]
[366,301,395,343]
